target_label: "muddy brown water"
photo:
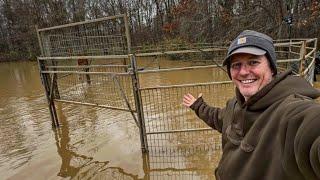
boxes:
[0,60,227,180]
[1,60,319,179]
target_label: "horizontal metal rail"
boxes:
[41,70,131,76]
[274,38,316,42]
[274,41,303,46]
[277,58,301,63]
[146,128,212,135]
[38,14,126,32]
[135,48,226,57]
[46,64,129,69]
[305,46,315,50]
[304,58,316,75]
[289,51,301,55]
[54,99,136,112]
[38,55,129,60]
[138,64,221,74]
[138,58,300,74]
[291,45,302,48]
[276,51,291,54]
[140,81,233,90]
[305,48,317,59]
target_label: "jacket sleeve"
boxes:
[282,98,320,180]
[189,96,225,133]
[294,106,320,180]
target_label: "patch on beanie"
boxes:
[237,37,247,44]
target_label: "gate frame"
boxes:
[36,14,317,155]
[36,14,132,128]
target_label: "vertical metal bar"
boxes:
[311,38,318,84]
[130,54,148,153]
[289,39,292,59]
[124,14,131,54]
[49,73,59,126]
[37,58,59,127]
[112,75,139,127]
[36,26,59,127]
[142,149,150,179]
[51,60,61,99]
[35,25,44,56]
[299,40,306,76]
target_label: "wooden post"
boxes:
[130,54,148,153]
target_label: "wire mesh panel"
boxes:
[141,82,234,134]
[39,57,136,112]
[277,60,300,74]
[143,145,222,179]
[38,14,130,57]
[140,82,234,176]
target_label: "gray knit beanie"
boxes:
[223,30,277,77]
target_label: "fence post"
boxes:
[38,58,59,127]
[299,40,306,76]
[35,26,44,56]
[124,14,131,54]
[130,54,148,153]
[311,38,318,83]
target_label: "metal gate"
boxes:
[36,13,318,179]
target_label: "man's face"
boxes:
[230,53,273,101]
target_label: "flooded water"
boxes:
[0,60,227,179]
[1,60,319,179]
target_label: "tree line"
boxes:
[0,0,319,61]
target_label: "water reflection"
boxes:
[52,102,144,179]
[0,61,55,179]
[52,102,220,179]
[52,108,219,179]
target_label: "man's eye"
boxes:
[249,60,260,66]
[231,63,241,69]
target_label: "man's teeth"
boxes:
[241,79,255,84]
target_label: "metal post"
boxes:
[122,14,131,72]
[38,58,59,127]
[299,40,306,76]
[124,14,132,54]
[35,25,44,56]
[51,61,61,99]
[312,38,318,83]
[130,54,148,153]
[289,39,292,59]
[142,152,150,179]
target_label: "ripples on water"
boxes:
[0,61,192,179]
[0,62,53,178]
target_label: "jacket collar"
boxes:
[235,69,320,110]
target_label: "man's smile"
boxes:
[240,79,256,84]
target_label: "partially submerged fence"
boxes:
[37,14,318,178]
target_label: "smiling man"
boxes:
[183,30,320,180]
[229,54,273,101]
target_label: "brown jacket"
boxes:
[191,70,320,180]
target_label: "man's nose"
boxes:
[239,64,250,75]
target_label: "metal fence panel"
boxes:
[38,15,130,57]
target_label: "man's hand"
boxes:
[183,93,202,107]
